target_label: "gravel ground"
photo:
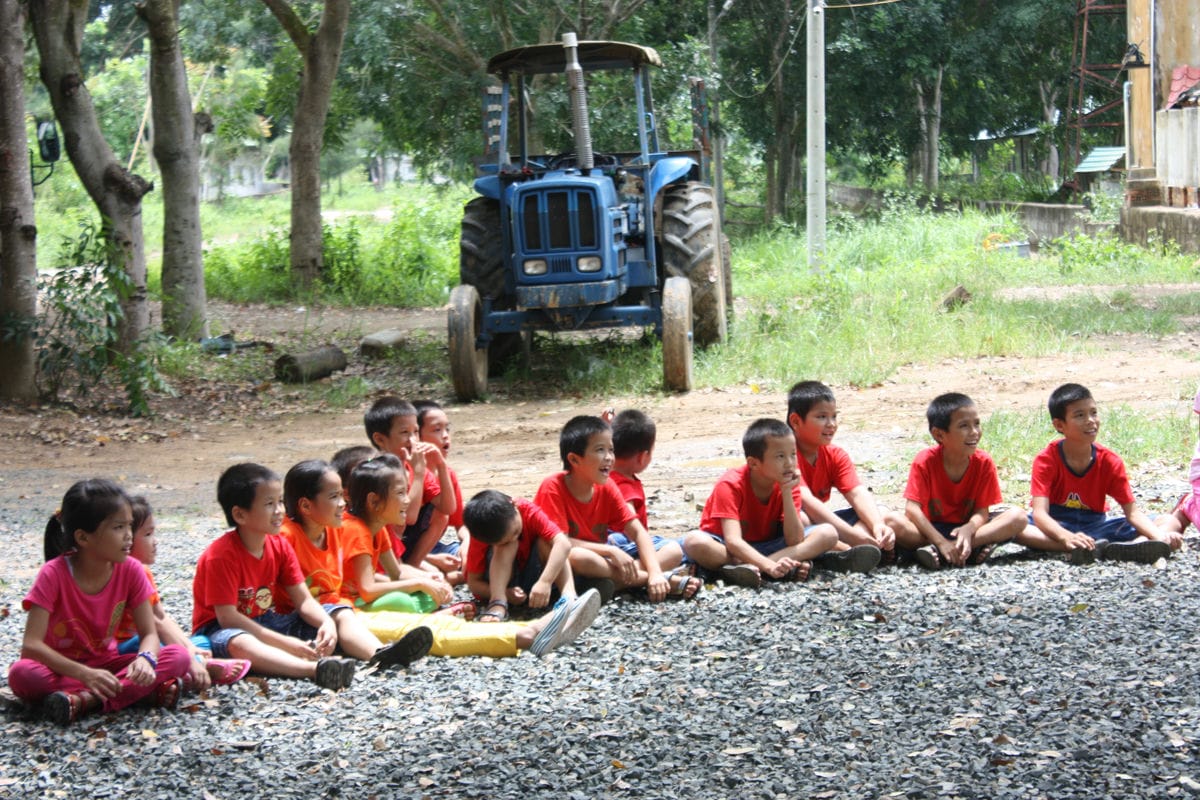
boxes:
[2,499,1200,800]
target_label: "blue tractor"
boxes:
[448,34,729,400]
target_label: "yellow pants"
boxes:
[359,610,521,658]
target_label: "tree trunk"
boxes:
[0,0,38,401]
[1039,80,1060,182]
[140,0,208,340]
[262,0,350,288]
[30,0,151,352]
[914,67,943,193]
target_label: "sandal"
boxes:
[665,566,702,599]
[968,543,996,566]
[434,600,477,620]
[477,599,510,623]
[915,545,943,570]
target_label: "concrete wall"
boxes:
[1156,0,1200,108]
[1121,205,1200,253]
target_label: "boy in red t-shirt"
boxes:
[415,400,467,584]
[786,380,902,564]
[192,463,359,691]
[1014,383,1181,564]
[534,415,681,602]
[609,409,699,599]
[365,396,457,569]
[895,393,1027,569]
[462,490,576,621]
[682,418,851,589]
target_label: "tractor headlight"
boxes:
[523,259,548,276]
[577,256,601,273]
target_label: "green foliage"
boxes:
[9,222,169,416]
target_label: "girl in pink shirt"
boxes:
[7,480,190,724]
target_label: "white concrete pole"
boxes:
[806,0,826,271]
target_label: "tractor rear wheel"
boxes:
[459,196,520,370]
[661,182,727,347]
[448,285,488,401]
[661,277,694,393]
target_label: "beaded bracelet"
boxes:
[137,650,158,669]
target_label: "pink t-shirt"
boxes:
[24,555,154,665]
[1190,388,1200,485]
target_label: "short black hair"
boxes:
[128,495,152,537]
[413,399,443,429]
[461,489,518,545]
[332,446,375,488]
[787,380,836,421]
[1048,383,1093,421]
[926,393,974,432]
[364,395,416,444]
[559,415,610,471]
[284,459,333,522]
[217,463,280,528]
[347,453,405,519]
[743,418,792,460]
[612,409,656,459]
[44,479,131,561]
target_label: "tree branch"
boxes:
[260,0,310,52]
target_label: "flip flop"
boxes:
[968,542,996,566]
[915,545,944,570]
[206,658,252,686]
[664,566,702,599]
[477,599,510,623]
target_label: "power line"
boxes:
[825,0,906,8]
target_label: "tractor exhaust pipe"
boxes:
[562,33,594,171]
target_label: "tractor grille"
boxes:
[520,189,598,254]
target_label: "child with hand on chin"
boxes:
[683,418,846,589]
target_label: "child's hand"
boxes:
[937,538,965,567]
[412,441,444,469]
[506,585,528,606]
[1063,531,1095,551]
[1156,528,1184,550]
[125,655,156,687]
[426,552,461,573]
[779,470,802,493]
[408,446,427,476]
[604,546,638,584]
[423,580,453,606]
[313,620,338,657]
[81,665,123,699]
[283,636,319,661]
[645,572,669,602]
[528,579,553,609]
[873,522,896,551]
[762,557,796,580]
[600,407,615,424]
[189,655,212,693]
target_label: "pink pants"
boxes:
[8,644,190,713]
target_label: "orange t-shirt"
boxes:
[277,517,352,610]
[115,561,160,642]
[340,512,393,603]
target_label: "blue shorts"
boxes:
[606,532,687,562]
[699,526,824,557]
[196,603,351,659]
[834,507,861,526]
[1031,505,1137,542]
[431,538,461,557]
[118,633,212,656]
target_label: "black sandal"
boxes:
[477,599,510,623]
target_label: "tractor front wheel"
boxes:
[448,284,488,401]
[661,182,727,347]
[661,277,694,393]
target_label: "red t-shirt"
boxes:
[904,446,1003,524]
[340,512,393,604]
[797,445,861,502]
[192,530,306,633]
[278,517,351,611]
[404,460,443,505]
[609,470,648,529]
[115,562,159,643]
[533,472,635,544]
[464,498,563,577]
[448,467,465,529]
[699,464,805,543]
[1030,440,1134,513]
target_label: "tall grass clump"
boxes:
[703,197,1200,392]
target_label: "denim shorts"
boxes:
[701,526,822,557]
[834,507,861,526]
[606,532,686,561]
[430,538,461,556]
[1030,505,1137,542]
[118,633,212,656]
[197,602,351,658]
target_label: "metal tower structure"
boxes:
[1064,0,1127,178]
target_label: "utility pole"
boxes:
[806,0,826,271]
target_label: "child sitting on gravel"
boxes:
[9,480,190,724]
[534,415,689,602]
[114,496,251,693]
[345,456,602,657]
[1014,383,1182,564]
[1152,385,1200,539]
[786,381,900,564]
[895,393,1028,569]
[682,418,855,588]
[462,489,577,620]
[415,400,467,584]
[191,463,360,692]
[608,409,699,598]
[365,396,457,570]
